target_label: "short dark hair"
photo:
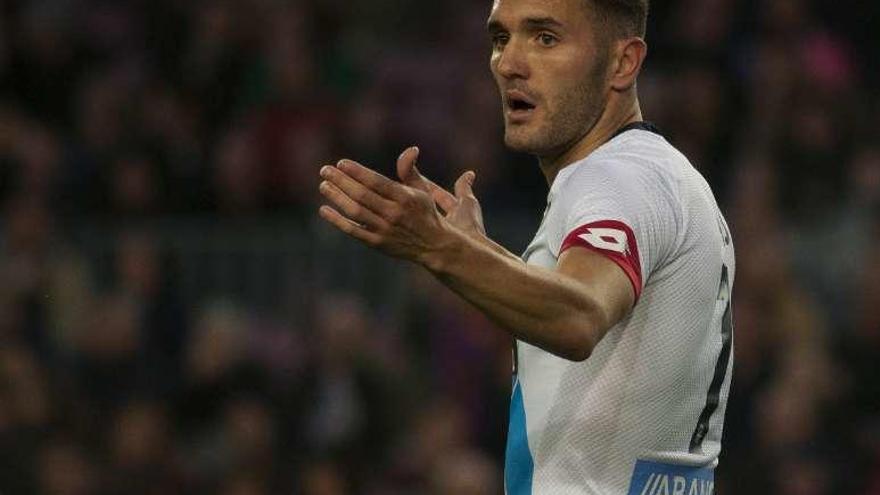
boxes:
[588,0,649,39]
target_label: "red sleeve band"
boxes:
[560,220,643,301]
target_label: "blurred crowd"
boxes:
[1,0,879,493]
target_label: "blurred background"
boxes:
[1,0,879,493]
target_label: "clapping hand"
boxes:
[318,147,486,265]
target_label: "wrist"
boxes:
[419,223,465,274]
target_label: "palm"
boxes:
[396,148,486,239]
[442,189,485,237]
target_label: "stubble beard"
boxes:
[504,89,605,159]
[503,56,610,160]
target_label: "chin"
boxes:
[503,135,530,153]
[504,128,549,155]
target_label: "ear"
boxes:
[609,37,647,92]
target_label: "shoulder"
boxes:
[555,130,689,214]
[545,130,691,262]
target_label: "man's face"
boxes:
[488,0,611,157]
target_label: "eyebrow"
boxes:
[523,17,564,30]
[487,19,504,33]
[487,16,565,33]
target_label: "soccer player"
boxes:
[317,0,734,493]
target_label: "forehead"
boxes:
[488,0,590,27]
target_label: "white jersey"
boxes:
[504,124,735,495]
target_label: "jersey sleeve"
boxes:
[549,160,680,301]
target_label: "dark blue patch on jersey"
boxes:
[505,378,534,495]
[627,460,714,495]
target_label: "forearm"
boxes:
[421,226,608,361]
[316,156,612,359]
[473,231,522,263]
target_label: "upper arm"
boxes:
[549,159,680,334]
[556,246,635,339]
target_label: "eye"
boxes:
[491,32,510,49]
[537,32,558,47]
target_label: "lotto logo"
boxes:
[578,227,630,254]
[560,220,643,299]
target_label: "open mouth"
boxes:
[505,90,537,119]
[509,99,536,111]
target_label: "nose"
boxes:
[493,38,529,80]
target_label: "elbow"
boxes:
[560,346,592,363]
[555,309,609,363]
[560,329,595,362]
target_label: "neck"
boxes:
[538,95,643,186]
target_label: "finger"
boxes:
[319,205,382,246]
[336,159,409,202]
[321,165,397,216]
[319,180,389,231]
[426,181,458,213]
[395,147,458,212]
[454,171,477,200]
[396,146,421,185]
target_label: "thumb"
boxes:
[397,146,458,211]
[396,146,424,186]
[454,171,477,200]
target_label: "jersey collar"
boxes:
[548,121,662,200]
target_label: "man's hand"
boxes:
[318,151,455,265]
[395,147,486,241]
